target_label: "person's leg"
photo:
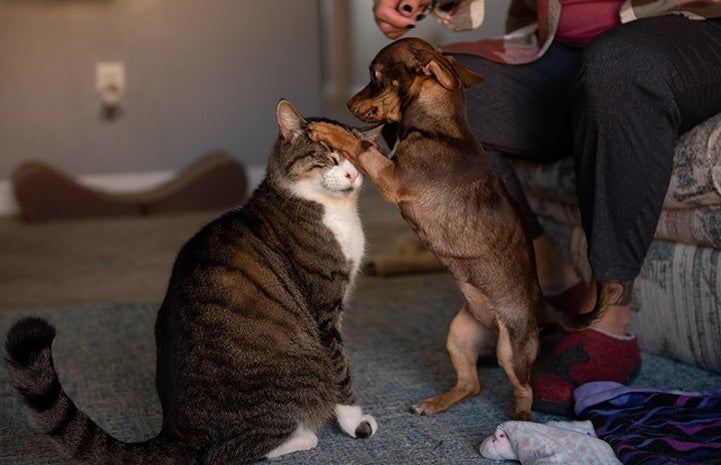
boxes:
[578,15,721,332]
[452,45,585,300]
[534,16,721,415]
[453,44,580,160]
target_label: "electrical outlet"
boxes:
[96,61,125,95]
[96,61,125,120]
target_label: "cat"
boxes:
[5,99,381,465]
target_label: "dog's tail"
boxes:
[541,302,600,331]
[5,317,188,465]
[540,288,606,331]
[541,279,633,331]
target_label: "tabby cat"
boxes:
[5,99,380,464]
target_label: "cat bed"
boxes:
[12,151,248,222]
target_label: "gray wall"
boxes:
[0,0,510,186]
[0,0,322,179]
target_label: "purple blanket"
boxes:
[574,381,721,465]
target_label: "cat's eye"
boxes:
[370,68,380,81]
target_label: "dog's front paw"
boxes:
[308,121,346,144]
[334,404,378,438]
[308,122,362,156]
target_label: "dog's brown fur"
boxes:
[309,38,604,421]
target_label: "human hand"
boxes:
[373,0,433,39]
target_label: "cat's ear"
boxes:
[277,99,306,140]
[353,124,384,143]
[352,124,388,155]
[351,124,390,155]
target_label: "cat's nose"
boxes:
[346,170,359,184]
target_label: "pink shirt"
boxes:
[555,0,625,45]
[437,0,721,65]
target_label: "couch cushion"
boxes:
[510,113,721,249]
[527,193,721,250]
[510,113,721,209]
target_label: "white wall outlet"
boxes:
[96,61,125,106]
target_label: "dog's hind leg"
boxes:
[496,319,538,421]
[412,304,495,415]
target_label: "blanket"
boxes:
[575,381,721,465]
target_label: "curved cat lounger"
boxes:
[12,151,248,222]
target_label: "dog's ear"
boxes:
[421,54,459,90]
[276,98,306,140]
[421,52,485,90]
[445,55,485,88]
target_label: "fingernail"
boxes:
[416,14,425,20]
[401,4,412,12]
[406,24,415,29]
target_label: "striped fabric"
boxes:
[575,381,721,464]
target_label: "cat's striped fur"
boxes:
[5,99,379,464]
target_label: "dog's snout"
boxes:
[347,94,365,112]
[347,98,378,123]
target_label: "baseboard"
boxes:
[0,164,266,217]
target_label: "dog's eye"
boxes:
[370,69,380,81]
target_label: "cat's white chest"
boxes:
[323,203,365,271]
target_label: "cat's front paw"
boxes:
[353,418,377,438]
[334,404,378,439]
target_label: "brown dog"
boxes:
[309,38,603,421]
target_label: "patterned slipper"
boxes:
[544,279,587,315]
[531,328,641,416]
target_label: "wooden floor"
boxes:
[0,187,409,310]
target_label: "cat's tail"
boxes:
[5,317,187,465]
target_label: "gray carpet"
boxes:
[2,272,721,465]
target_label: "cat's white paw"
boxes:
[265,425,318,459]
[335,404,378,438]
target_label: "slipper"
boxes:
[531,327,641,416]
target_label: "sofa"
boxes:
[510,113,721,374]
